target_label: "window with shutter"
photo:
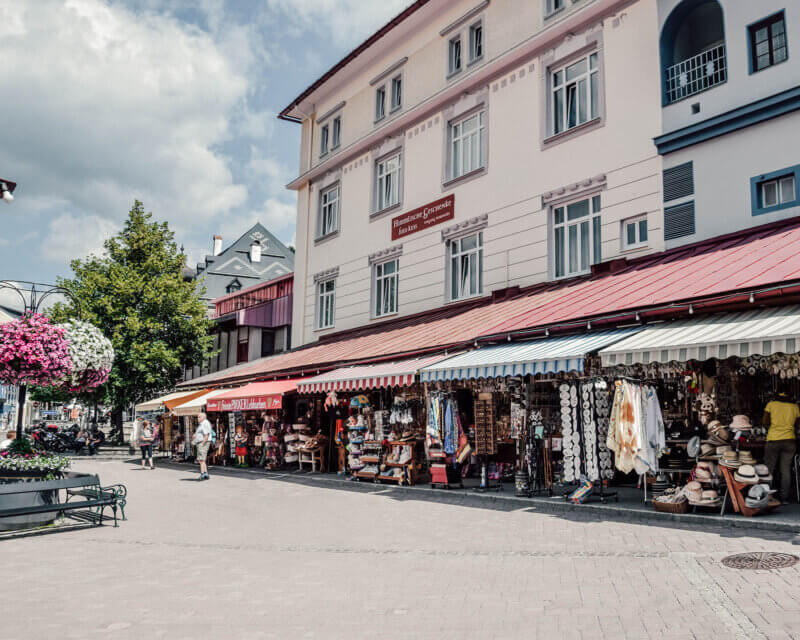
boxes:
[664,201,695,240]
[663,162,694,202]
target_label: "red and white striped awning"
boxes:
[296,354,454,394]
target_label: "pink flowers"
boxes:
[0,313,72,386]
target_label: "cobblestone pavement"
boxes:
[4,460,800,640]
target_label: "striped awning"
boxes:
[420,329,640,382]
[599,306,800,366]
[135,390,203,413]
[297,354,454,394]
[171,389,231,416]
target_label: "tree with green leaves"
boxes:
[51,201,215,439]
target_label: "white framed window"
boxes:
[316,279,336,329]
[373,259,399,317]
[553,194,601,278]
[761,175,796,208]
[469,22,483,62]
[390,76,402,111]
[450,110,486,180]
[622,215,648,250]
[375,86,386,121]
[320,124,329,156]
[545,0,564,16]
[318,185,339,238]
[449,36,463,75]
[551,52,600,135]
[376,153,402,212]
[448,232,483,301]
[331,116,341,149]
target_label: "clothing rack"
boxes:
[587,378,617,504]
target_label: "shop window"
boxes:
[316,279,336,330]
[448,109,486,182]
[318,184,339,239]
[448,232,483,301]
[448,36,462,76]
[373,258,398,318]
[553,195,601,278]
[622,215,648,250]
[375,152,402,213]
[749,12,788,73]
[751,165,800,216]
[550,52,601,137]
[236,331,249,364]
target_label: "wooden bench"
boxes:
[0,474,126,528]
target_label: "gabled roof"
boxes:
[180,217,800,387]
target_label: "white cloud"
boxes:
[0,0,250,260]
[44,213,118,263]
[258,198,296,232]
[247,148,293,192]
[264,0,412,47]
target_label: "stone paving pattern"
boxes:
[3,460,800,640]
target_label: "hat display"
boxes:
[687,436,701,458]
[699,443,716,459]
[730,415,752,431]
[685,481,703,503]
[694,465,712,482]
[719,450,741,468]
[744,483,776,509]
[738,450,756,465]
[754,464,773,484]
[734,464,759,484]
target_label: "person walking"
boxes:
[195,412,213,481]
[140,420,155,470]
[763,391,800,503]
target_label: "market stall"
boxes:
[297,355,450,484]
[205,380,302,468]
[134,389,208,452]
[170,388,232,463]
[598,305,800,515]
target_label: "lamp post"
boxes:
[0,281,81,440]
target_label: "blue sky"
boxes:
[0,0,410,283]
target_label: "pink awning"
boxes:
[206,379,301,412]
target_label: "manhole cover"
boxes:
[722,552,799,570]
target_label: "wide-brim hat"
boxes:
[730,414,752,430]
[699,443,716,458]
[754,464,773,483]
[734,464,759,484]
[706,419,723,432]
[695,468,712,481]
[738,451,756,465]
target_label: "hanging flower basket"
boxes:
[58,320,114,391]
[0,313,72,386]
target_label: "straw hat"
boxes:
[719,450,741,468]
[694,465,713,482]
[744,483,776,509]
[699,443,716,459]
[755,464,773,484]
[734,464,759,484]
[738,450,756,465]
[685,481,703,503]
[730,415,753,431]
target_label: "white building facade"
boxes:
[280,0,798,349]
[655,0,800,247]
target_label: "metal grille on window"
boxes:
[663,162,694,202]
[664,44,727,104]
[664,201,695,241]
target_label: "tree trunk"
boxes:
[110,408,124,445]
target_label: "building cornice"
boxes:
[368,245,404,265]
[313,266,340,283]
[441,214,489,241]
[286,0,635,190]
[542,174,607,206]
[439,0,490,37]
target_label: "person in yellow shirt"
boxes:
[762,393,799,503]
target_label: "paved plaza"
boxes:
[4,460,800,640]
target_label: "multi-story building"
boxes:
[655,0,800,246]
[281,0,667,348]
[183,273,294,382]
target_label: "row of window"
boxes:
[314,193,655,330]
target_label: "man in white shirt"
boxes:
[195,413,213,481]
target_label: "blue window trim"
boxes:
[655,86,800,154]
[750,163,800,216]
[747,10,788,75]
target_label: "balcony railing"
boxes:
[664,43,727,105]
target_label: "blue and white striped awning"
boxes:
[599,305,800,366]
[420,329,641,382]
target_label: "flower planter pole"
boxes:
[15,383,26,441]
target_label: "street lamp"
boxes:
[0,180,16,203]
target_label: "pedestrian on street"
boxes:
[140,420,155,469]
[195,412,213,481]
[762,391,800,503]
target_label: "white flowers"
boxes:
[59,320,115,389]
[0,454,71,473]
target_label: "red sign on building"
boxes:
[391,195,455,240]
[206,395,282,412]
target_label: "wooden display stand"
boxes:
[298,446,325,472]
[718,464,780,517]
[378,441,417,485]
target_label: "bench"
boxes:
[0,473,126,528]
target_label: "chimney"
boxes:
[250,241,262,263]
[213,234,223,256]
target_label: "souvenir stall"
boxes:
[296,356,448,484]
[421,329,640,499]
[205,380,302,468]
[599,306,800,516]
[134,389,208,453]
[170,388,232,464]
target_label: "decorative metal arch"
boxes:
[0,280,82,319]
